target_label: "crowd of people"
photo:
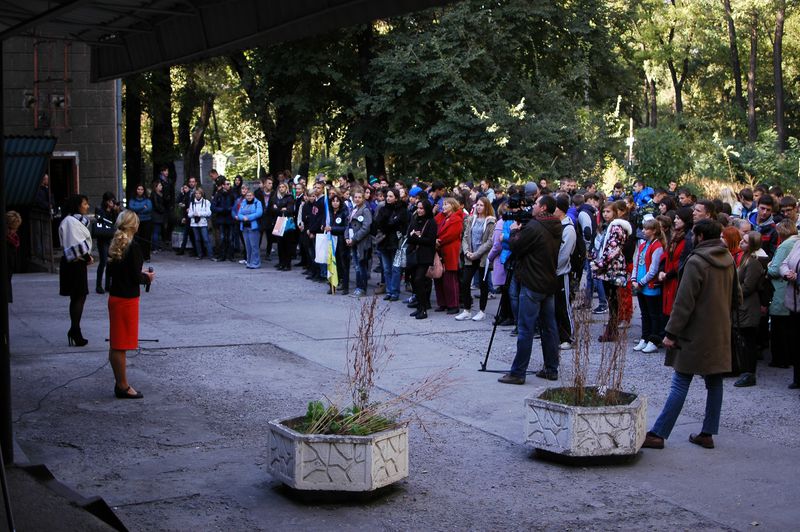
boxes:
[53,169,800,410]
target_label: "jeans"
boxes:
[379,249,401,297]
[243,228,260,268]
[152,223,162,250]
[96,239,110,289]
[352,247,368,291]
[509,276,521,323]
[216,224,233,260]
[651,371,723,438]
[584,258,607,307]
[509,286,559,376]
[192,226,213,257]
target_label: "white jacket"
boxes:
[188,198,212,227]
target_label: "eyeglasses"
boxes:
[781,207,796,213]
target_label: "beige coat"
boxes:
[461,215,496,268]
[664,240,741,375]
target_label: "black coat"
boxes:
[330,205,350,249]
[510,215,563,295]
[375,201,410,251]
[271,194,296,220]
[212,190,235,225]
[407,215,438,266]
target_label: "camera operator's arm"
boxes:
[508,220,536,257]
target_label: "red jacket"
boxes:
[435,210,465,271]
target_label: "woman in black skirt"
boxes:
[58,194,93,346]
[407,199,438,320]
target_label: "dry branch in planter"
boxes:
[299,296,456,436]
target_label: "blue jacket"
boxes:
[236,198,263,231]
[129,197,153,222]
[633,187,654,208]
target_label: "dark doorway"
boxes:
[49,156,78,246]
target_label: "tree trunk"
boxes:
[298,128,311,178]
[774,0,786,152]
[356,26,386,176]
[149,67,175,188]
[185,98,214,183]
[268,108,295,175]
[723,0,746,112]
[124,75,143,200]
[644,75,650,127]
[667,58,687,115]
[649,78,658,128]
[747,10,758,142]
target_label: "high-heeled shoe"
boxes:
[114,386,143,399]
[67,329,88,347]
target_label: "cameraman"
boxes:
[498,195,563,385]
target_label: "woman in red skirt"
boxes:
[107,209,155,399]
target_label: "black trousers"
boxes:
[412,264,432,310]
[335,240,351,291]
[277,230,296,268]
[460,263,489,311]
[216,224,233,260]
[554,273,573,343]
[737,326,759,374]
[769,315,792,367]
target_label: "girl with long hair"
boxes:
[456,196,496,321]
[732,231,765,388]
[107,210,155,399]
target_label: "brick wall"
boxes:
[2,36,118,207]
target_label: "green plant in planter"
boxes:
[295,296,452,436]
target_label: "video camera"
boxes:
[504,194,533,224]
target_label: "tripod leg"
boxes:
[481,279,510,371]
[0,446,15,532]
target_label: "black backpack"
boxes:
[569,221,587,275]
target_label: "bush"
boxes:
[628,124,692,187]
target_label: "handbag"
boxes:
[285,216,296,231]
[92,215,115,239]
[393,235,408,268]
[426,252,444,279]
[272,216,287,237]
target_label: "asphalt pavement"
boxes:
[6,250,799,530]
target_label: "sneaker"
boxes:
[454,310,472,321]
[498,373,525,385]
[239,259,248,265]
[350,289,365,298]
[592,305,608,314]
[642,341,659,353]
[633,339,647,351]
[471,311,486,321]
[404,295,417,305]
[559,341,573,350]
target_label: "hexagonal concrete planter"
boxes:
[524,389,646,457]
[267,416,409,491]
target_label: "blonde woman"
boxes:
[107,210,155,399]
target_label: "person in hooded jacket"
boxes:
[235,189,263,269]
[643,219,740,451]
[591,200,632,342]
[433,197,465,314]
[498,195,563,384]
[374,189,409,301]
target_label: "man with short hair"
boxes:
[554,194,576,350]
[643,219,740,451]
[211,180,235,261]
[632,180,654,208]
[750,195,779,258]
[692,200,715,224]
[429,181,446,214]
[780,195,800,230]
[609,182,626,202]
[739,188,756,220]
[498,195,563,384]
[677,188,694,207]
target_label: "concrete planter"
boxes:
[267,416,409,491]
[524,389,646,457]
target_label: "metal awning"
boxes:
[3,136,57,207]
[0,0,452,82]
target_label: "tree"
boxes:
[747,6,759,141]
[147,68,176,190]
[723,0,746,111]
[774,0,786,152]
[123,75,144,200]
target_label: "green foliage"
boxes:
[629,124,692,187]
[294,400,397,436]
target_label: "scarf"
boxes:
[59,214,92,262]
[7,232,20,249]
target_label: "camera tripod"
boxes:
[478,259,535,374]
